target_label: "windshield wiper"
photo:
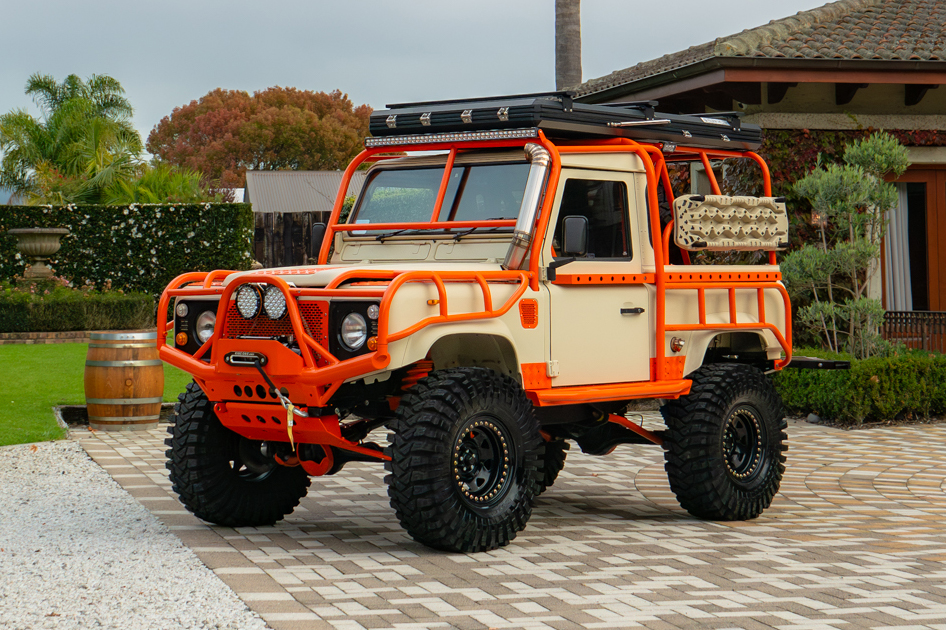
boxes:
[451,226,507,241]
[374,229,428,242]
[372,218,514,242]
[452,218,514,241]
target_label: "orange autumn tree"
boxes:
[147,87,372,188]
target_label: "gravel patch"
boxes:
[0,440,268,630]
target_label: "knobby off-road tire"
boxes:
[537,439,569,494]
[386,368,544,552]
[165,381,310,527]
[661,364,787,521]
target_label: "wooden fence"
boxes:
[882,311,946,354]
[254,211,330,268]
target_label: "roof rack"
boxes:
[369,94,761,152]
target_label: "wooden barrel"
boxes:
[84,331,164,431]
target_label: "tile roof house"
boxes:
[577,0,946,118]
[576,0,946,318]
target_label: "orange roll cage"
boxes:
[158,129,791,422]
[315,131,789,372]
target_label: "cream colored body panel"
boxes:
[389,290,549,377]
[662,281,787,378]
[558,153,646,173]
[541,167,652,386]
[334,236,510,265]
[383,280,549,383]
[545,283,650,385]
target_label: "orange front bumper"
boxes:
[160,337,390,409]
[213,400,390,461]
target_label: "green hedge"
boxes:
[0,283,155,333]
[0,203,253,295]
[773,348,946,424]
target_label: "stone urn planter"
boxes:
[6,227,70,278]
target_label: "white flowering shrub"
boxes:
[1,203,254,295]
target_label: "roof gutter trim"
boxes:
[577,57,946,103]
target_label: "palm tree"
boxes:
[25,73,134,121]
[555,0,582,91]
[0,73,142,202]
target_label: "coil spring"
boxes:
[400,360,435,391]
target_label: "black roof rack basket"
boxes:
[369,93,761,152]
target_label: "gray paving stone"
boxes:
[74,418,946,630]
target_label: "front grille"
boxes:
[223,299,329,349]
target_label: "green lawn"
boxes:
[0,343,193,447]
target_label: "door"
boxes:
[888,168,946,311]
[546,171,652,387]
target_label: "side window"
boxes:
[553,179,631,259]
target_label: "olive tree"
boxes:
[781,133,909,359]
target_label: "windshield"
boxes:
[349,162,531,228]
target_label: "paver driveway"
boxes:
[75,416,946,630]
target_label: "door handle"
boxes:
[621,307,645,315]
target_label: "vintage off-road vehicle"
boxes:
[159,92,808,552]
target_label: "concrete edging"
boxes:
[1,328,159,345]
[54,403,176,429]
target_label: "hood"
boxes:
[222,262,506,288]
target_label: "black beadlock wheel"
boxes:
[537,439,569,495]
[453,418,515,507]
[385,367,543,552]
[165,381,310,527]
[661,364,787,521]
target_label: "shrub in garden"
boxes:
[0,202,253,295]
[774,348,946,425]
[0,277,155,333]
[780,133,910,359]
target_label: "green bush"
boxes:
[0,279,155,333]
[0,203,253,295]
[773,347,946,424]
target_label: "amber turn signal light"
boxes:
[175,332,188,346]
[366,336,378,351]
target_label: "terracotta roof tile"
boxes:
[576,0,946,97]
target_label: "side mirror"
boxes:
[309,223,327,261]
[561,215,588,257]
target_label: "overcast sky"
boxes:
[2,0,828,144]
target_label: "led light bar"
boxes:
[365,128,539,148]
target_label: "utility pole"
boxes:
[555,0,582,91]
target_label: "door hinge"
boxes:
[539,267,549,283]
[546,360,560,378]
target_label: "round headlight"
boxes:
[175,302,189,318]
[235,285,261,319]
[339,313,367,350]
[196,311,217,343]
[263,285,287,320]
[366,304,380,320]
